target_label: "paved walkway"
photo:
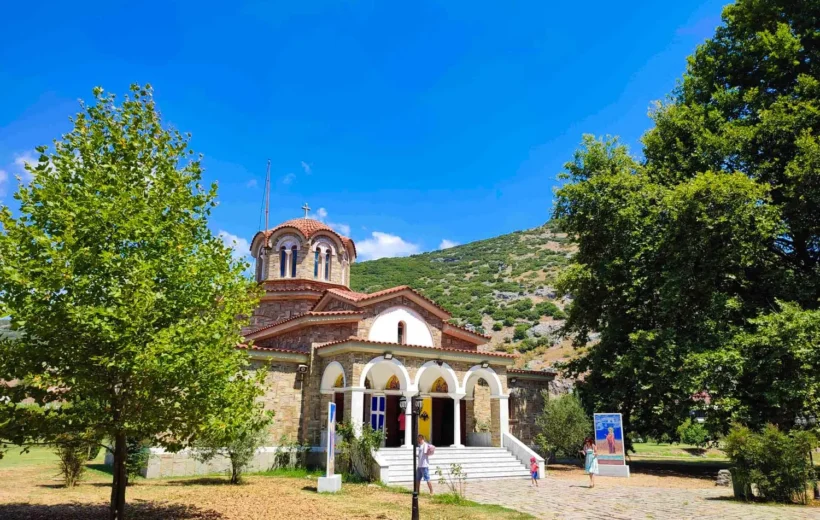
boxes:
[457,478,819,519]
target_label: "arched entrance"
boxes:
[415,361,461,447]
[462,366,507,447]
[359,356,411,447]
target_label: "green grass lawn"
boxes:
[631,442,728,460]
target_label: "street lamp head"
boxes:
[399,395,407,410]
[412,395,424,413]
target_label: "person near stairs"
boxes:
[416,434,434,494]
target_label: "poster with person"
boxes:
[593,413,625,466]
[327,402,336,476]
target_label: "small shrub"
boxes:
[676,418,709,448]
[53,431,101,487]
[125,439,150,484]
[273,435,310,470]
[435,463,467,499]
[723,424,817,504]
[192,408,274,484]
[336,422,385,482]
[513,324,529,340]
[473,420,490,433]
[535,392,590,461]
[492,322,503,331]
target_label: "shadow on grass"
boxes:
[163,477,235,486]
[0,502,224,519]
[86,464,113,476]
[629,460,729,479]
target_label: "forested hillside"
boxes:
[350,222,577,369]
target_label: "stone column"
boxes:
[402,390,417,448]
[451,393,465,448]
[349,387,365,437]
[497,395,510,447]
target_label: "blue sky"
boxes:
[0,0,726,261]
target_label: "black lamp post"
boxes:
[400,394,424,520]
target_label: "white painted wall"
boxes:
[367,306,433,347]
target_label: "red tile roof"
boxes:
[256,218,356,256]
[244,310,363,336]
[444,322,492,341]
[316,337,517,358]
[508,368,558,375]
[315,285,452,317]
[237,344,308,355]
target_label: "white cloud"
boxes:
[13,152,37,182]
[439,239,459,250]
[357,232,420,261]
[0,169,8,196]
[309,207,350,236]
[218,230,251,262]
[300,161,311,174]
[282,173,295,185]
[246,178,258,188]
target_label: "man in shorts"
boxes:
[416,434,434,494]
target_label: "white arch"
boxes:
[415,360,459,394]
[320,361,346,392]
[368,306,434,347]
[462,365,503,397]
[311,237,337,255]
[359,356,411,390]
[275,234,302,250]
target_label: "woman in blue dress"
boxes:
[580,437,599,488]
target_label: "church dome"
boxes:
[266,218,355,256]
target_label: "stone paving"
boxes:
[455,478,819,520]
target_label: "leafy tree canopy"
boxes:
[554,0,820,438]
[0,84,261,518]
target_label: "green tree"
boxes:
[192,370,274,484]
[553,0,820,438]
[0,85,260,519]
[535,393,590,461]
[676,419,709,448]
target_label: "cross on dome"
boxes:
[302,202,311,219]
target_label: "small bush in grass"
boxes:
[125,438,150,485]
[723,424,817,504]
[676,418,709,448]
[435,463,467,499]
[535,392,590,462]
[336,422,385,482]
[54,431,102,487]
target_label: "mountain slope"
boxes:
[350,222,577,369]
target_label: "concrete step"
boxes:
[377,447,532,484]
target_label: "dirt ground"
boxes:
[0,464,529,520]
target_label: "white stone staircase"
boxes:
[375,447,531,484]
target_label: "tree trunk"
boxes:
[109,432,127,520]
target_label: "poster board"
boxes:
[593,413,625,466]
[326,402,336,477]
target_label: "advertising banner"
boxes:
[326,402,336,476]
[594,413,625,466]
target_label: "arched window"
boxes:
[324,250,331,281]
[397,321,405,345]
[314,250,320,278]
[291,245,298,278]
[279,247,287,278]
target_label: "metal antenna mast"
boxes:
[264,159,271,230]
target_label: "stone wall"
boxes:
[251,360,304,443]
[508,377,553,446]
[441,334,478,351]
[251,299,315,329]
[265,235,348,287]
[255,323,357,353]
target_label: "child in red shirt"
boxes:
[530,457,539,487]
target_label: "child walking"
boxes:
[579,437,599,488]
[529,456,539,487]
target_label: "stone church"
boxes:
[144,212,555,481]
